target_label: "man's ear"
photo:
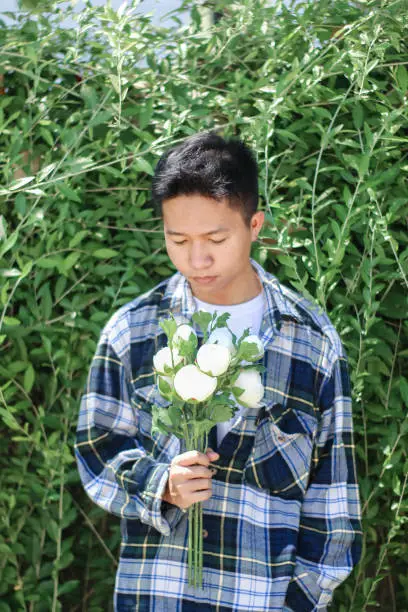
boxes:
[250,211,264,241]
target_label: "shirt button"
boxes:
[277,435,285,442]
[202,529,208,538]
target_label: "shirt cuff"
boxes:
[140,463,185,536]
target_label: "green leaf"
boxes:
[3,316,21,326]
[39,127,54,147]
[8,176,35,191]
[69,230,89,248]
[168,404,182,427]
[152,404,174,437]
[159,316,178,341]
[0,408,20,431]
[210,403,234,423]
[396,64,408,93]
[14,193,27,215]
[176,330,198,358]
[399,377,408,405]
[0,230,19,258]
[60,252,81,274]
[37,257,62,269]
[109,74,121,94]
[134,157,154,176]
[56,183,81,203]
[89,111,113,128]
[58,580,80,596]
[277,254,296,268]
[24,363,35,393]
[358,154,370,177]
[37,162,57,182]
[21,260,33,278]
[232,385,245,399]
[213,312,231,329]
[46,519,59,542]
[192,311,212,334]
[92,248,120,259]
[193,418,217,437]
[352,103,364,129]
[1,268,21,278]
[158,376,172,396]
[40,283,53,319]
[239,341,262,362]
[55,551,74,571]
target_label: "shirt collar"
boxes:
[250,258,303,330]
[158,258,303,337]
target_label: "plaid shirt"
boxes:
[75,259,362,612]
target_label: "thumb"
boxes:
[206,447,220,461]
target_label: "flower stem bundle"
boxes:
[152,311,265,589]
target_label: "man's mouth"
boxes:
[192,276,218,285]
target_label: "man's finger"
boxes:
[183,478,212,494]
[187,465,214,479]
[171,464,213,481]
[191,489,213,504]
[179,486,213,510]
[173,450,211,468]
[206,448,220,461]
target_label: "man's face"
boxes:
[162,194,264,304]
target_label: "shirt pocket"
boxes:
[243,413,314,501]
[130,384,180,461]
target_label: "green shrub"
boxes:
[0,1,407,610]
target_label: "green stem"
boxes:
[199,501,203,587]
[188,505,193,586]
[185,426,205,588]
[195,499,200,588]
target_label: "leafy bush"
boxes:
[0,0,407,610]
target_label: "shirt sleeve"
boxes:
[284,352,363,611]
[74,330,184,536]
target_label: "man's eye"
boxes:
[210,239,226,244]
[173,240,187,245]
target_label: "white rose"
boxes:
[234,369,264,408]
[207,328,236,355]
[240,335,264,360]
[196,343,231,376]
[174,364,217,402]
[153,346,183,374]
[173,324,197,348]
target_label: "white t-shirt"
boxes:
[194,291,264,446]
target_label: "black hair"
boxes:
[151,131,259,225]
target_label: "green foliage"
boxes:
[0,0,407,609]
[159,316,178,344]
[192,310,213,340]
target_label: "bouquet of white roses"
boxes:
[151,310,265,589]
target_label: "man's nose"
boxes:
[189,242,212,269]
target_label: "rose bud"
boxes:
[174,364,217,402]
[153,346,183,374]
[233,369,265,408]
[207,328,236,354]
[196,343,231,376]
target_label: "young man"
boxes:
[75,132,362,611]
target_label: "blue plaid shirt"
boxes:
[75,259,362,611]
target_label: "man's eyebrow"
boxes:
[165,227,229,236]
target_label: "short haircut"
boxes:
[151,131,259,225]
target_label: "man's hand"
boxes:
[162,448,219,510]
